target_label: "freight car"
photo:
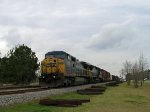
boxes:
[39,51,119,87]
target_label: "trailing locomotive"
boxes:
[39,51,119,87]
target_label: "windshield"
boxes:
[45,54,54,58]
[45,54,66,59]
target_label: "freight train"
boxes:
[39,51,119,87]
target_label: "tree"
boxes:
[121,54,149,88]
[132,61,139,88]
[1,45,39,84]
[0,52,1,83]
[138,54,148,86]
[0,56,13,83]
[147,70,150,80]
[122,60,132,85]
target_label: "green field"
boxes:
[1,82,150,112]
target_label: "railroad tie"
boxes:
[39,99,90,107]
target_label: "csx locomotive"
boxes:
[39,51,119,87]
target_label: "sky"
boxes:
[0,0,150,76]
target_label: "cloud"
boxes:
[0,40,8,56]
[87,19,139,50]
[0,0,150,75]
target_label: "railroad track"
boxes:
[0,85,40,90]
[0,81,120,106]
[0,81,117,96]
[0,87,49,95]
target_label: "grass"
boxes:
[0,82,150,112]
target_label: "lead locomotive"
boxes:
[39,51,118,87]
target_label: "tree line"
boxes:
[0,45,39,85]
[120,54,150,88]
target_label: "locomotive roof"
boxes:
[80,61,91,66]
[80,61,93,69]
[80,61,99,68]
[46,51,68,55]
[45,51,76,59]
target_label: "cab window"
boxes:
[45,55,54,58]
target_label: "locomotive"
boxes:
[39,51,118,87]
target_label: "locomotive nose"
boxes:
[47,62,56,67]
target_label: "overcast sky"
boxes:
[0,0,150,75]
